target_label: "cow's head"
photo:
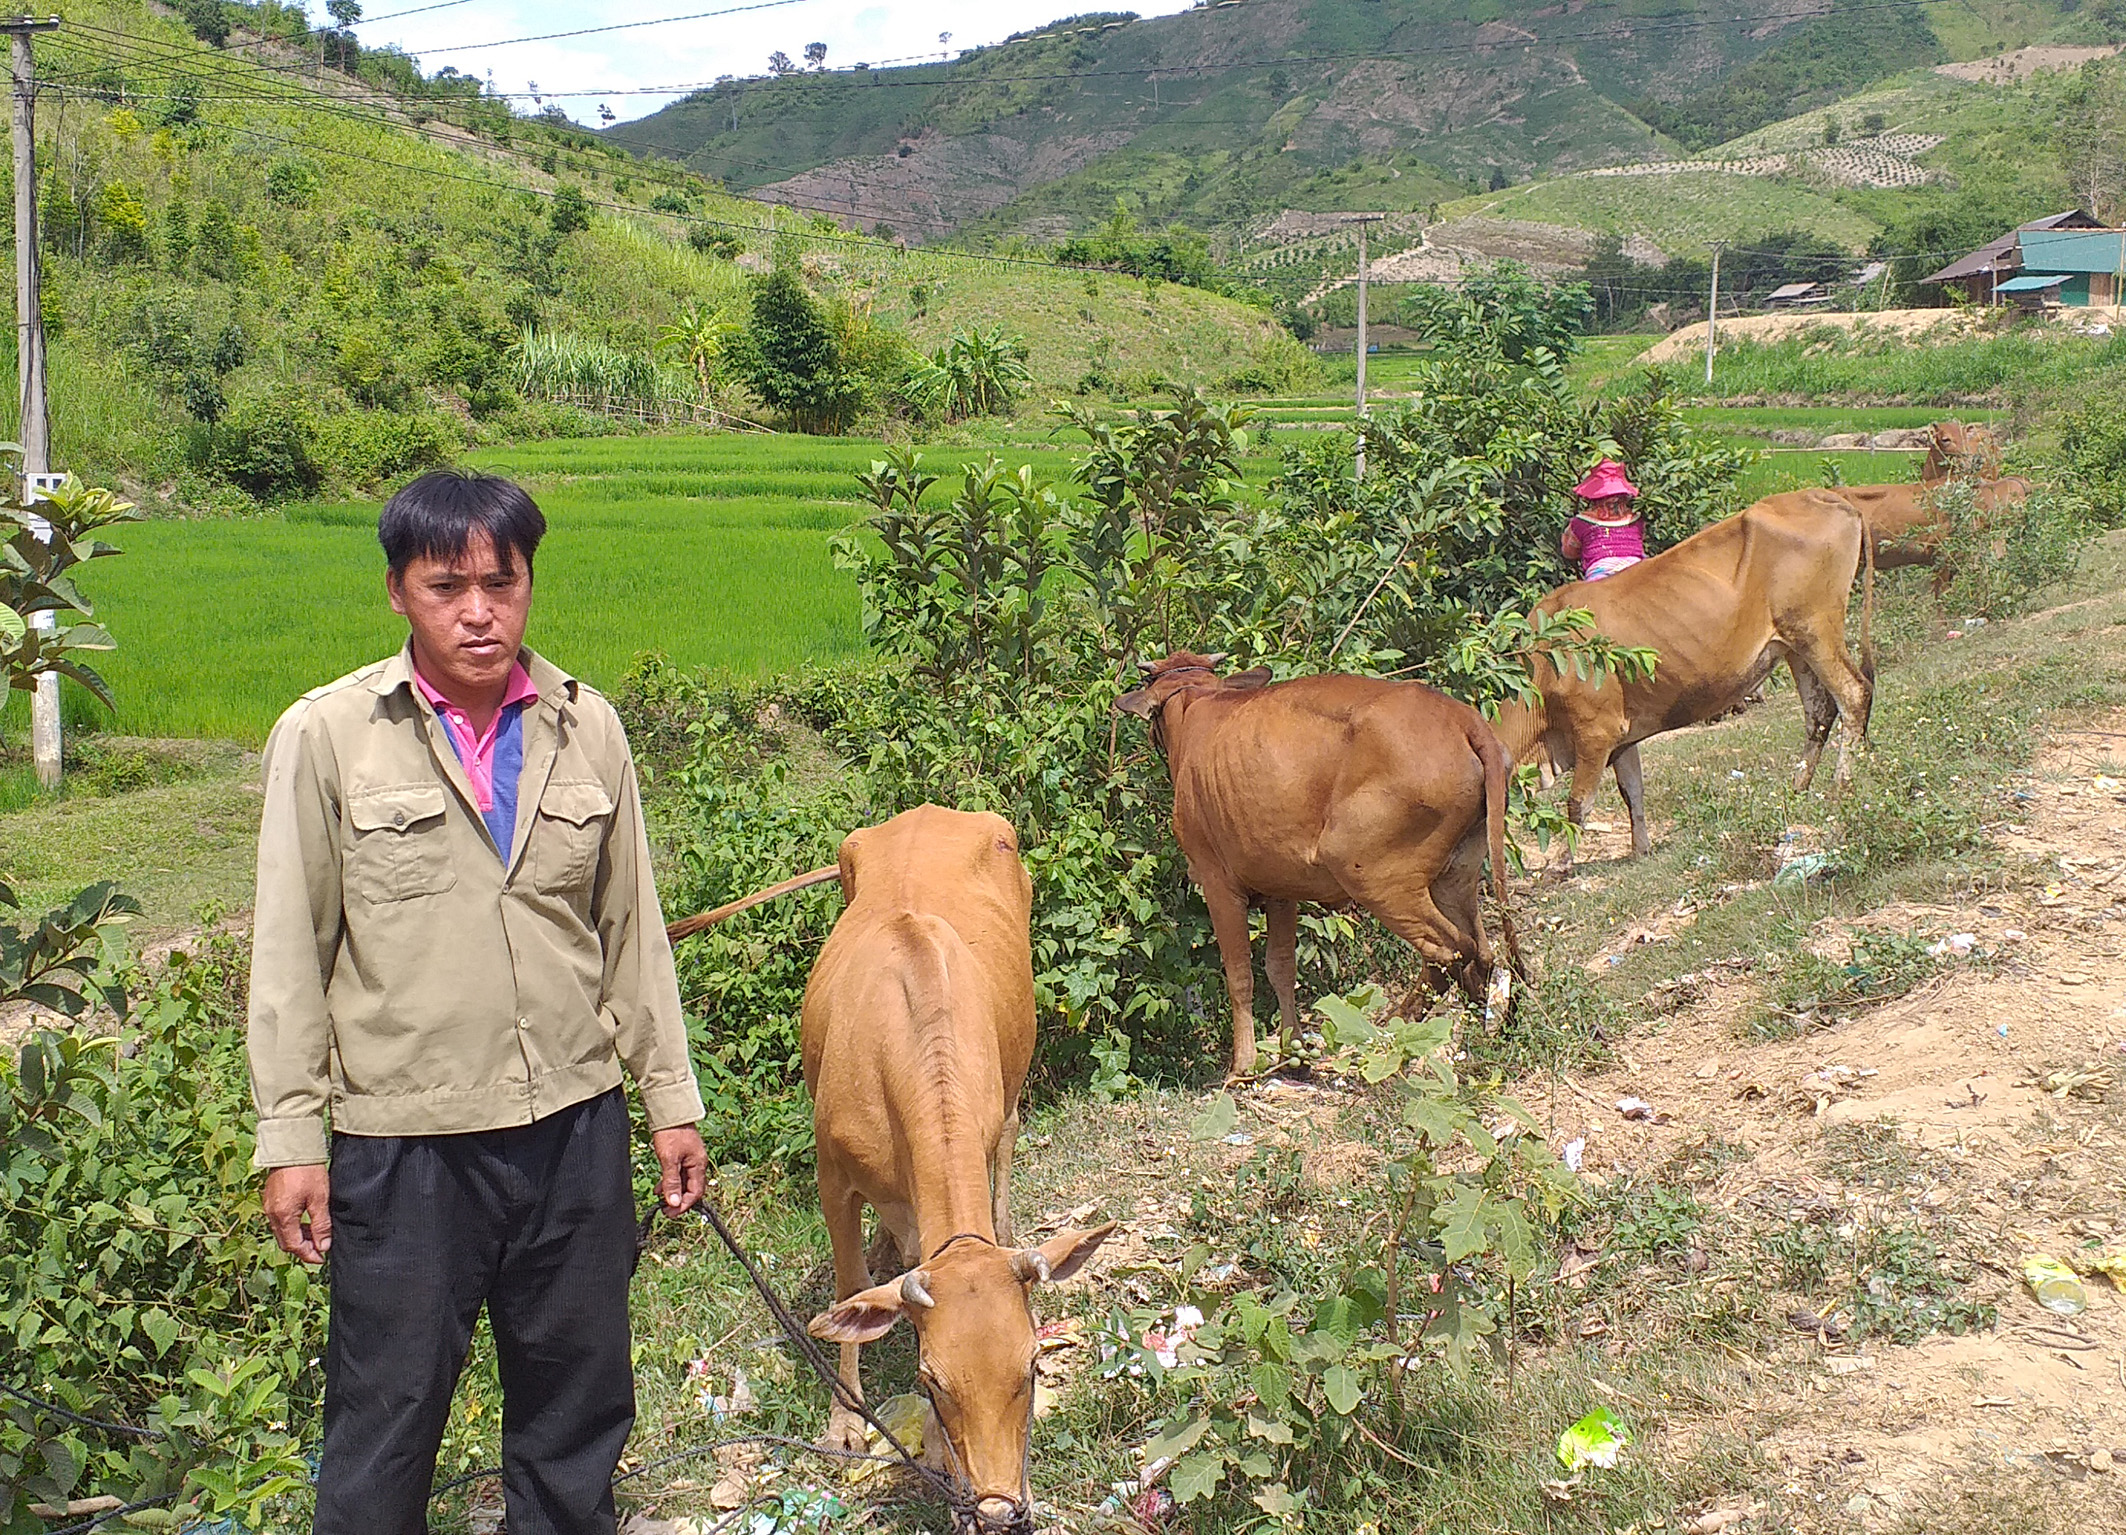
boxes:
[1925,421,2001,481]
[808,1224,1114,1531]
[1114,652,1272,743]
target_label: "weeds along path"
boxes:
[1500,658,2126,1517]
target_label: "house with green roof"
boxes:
[1992,228,2126,309]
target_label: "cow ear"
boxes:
[808,1279,911,1344]
[1225,667,1273,690]
[1114,686,1161,718]
[1017,1222,1116,1286]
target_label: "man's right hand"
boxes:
[263,1165,333,1264]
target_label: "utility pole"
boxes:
[9,15,59,789]
[1354,215,1380,483]
[1704,241,1724,387]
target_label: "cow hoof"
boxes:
[818,1412,869,1457]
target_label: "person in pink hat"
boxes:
[1561,459,1646,582]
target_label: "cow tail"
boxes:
[1470,717,1525,980]
[1859,502,1878,733]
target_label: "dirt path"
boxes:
[1531,713,2126,1525]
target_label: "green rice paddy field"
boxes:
[22,378,1967,747]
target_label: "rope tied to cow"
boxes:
[640,1199,980,1524]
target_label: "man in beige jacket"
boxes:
[247,469,707,1535]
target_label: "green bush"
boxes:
[1,937,321,1533]
[202,391,321,500]
[727,249,867,434]
[310,407,464,490]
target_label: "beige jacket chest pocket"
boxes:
[345,784,457,903]
[532,780,614,893]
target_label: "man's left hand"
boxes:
[651,1125,708,1216]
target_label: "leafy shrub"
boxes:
[687,224,742,259]
[1402,260,1593,362]
[1,937,321,1533]
[1111,996,1577,1518]
[2,475,142,709]
[2057,385,2126,528]
[202,391,321,500]
[548,184,591,235]
[265,158,320,208]
[1931,482,2086,619]
[726,250,866,434]
[331,332,408,408]
[310,407,464,490]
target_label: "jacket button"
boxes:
[393,811,406,827]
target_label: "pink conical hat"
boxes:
[1573,460,1638,500]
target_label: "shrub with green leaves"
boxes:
[1108,991,1577,1519]
[2,475,143,712]
[642,371,1698,1158]
[1,938,321,1533]
[727,249,868,434]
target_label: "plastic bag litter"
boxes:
[2022,1255,2088,1316]
[847,1394,932,1485]
[1557,1407,1630,1471]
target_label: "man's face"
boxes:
[386,529,532,699]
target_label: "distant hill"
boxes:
[612,0,2120,245]
[23,1,1303,507]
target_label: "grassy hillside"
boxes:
[1438,171,1885,258]
[16,1,1301,509]
[614,0,2118,246]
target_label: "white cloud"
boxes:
[365,0,1200,124]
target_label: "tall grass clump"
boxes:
[510,330,693,416]
[1680,326,2126,405]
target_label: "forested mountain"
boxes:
[611,0,2125,243]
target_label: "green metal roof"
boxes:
[1996,274,2071,293]
[2017,229,2126,274]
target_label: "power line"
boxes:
[406,0,823,56]
[45,74,1119,274]
[57,27,1018,226]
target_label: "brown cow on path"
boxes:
[800,805,1113,1531]
[1115,656,1514,1079]
[1490,489,1875,866]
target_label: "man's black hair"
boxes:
[378,468,546,579]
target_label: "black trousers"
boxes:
[314,1088,636,1535]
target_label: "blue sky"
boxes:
[350,1,1200,125]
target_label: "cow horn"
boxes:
[900,1270,936,1309]
[1135,658,1159,675]
[1201,652,1229,667]
[1012,1249,1052,1284]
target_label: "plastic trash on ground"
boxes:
[1557,1407,1630,1471]
[2022,1254,2088,1316]
[738,1488,849,1535]
[847,1393,932,1485]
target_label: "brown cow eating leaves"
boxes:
[1117,655,1514,1079]
[801,805,1112,1532]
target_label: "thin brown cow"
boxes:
[1491,489,1876,865]
[799,805,1111,1533]
[1117,655,1513,1079]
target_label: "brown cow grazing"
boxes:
[1116,655,1513,1079]
[1491,489,1875,866]
[1832,475,2031,572]
[800,804,1113,1531]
